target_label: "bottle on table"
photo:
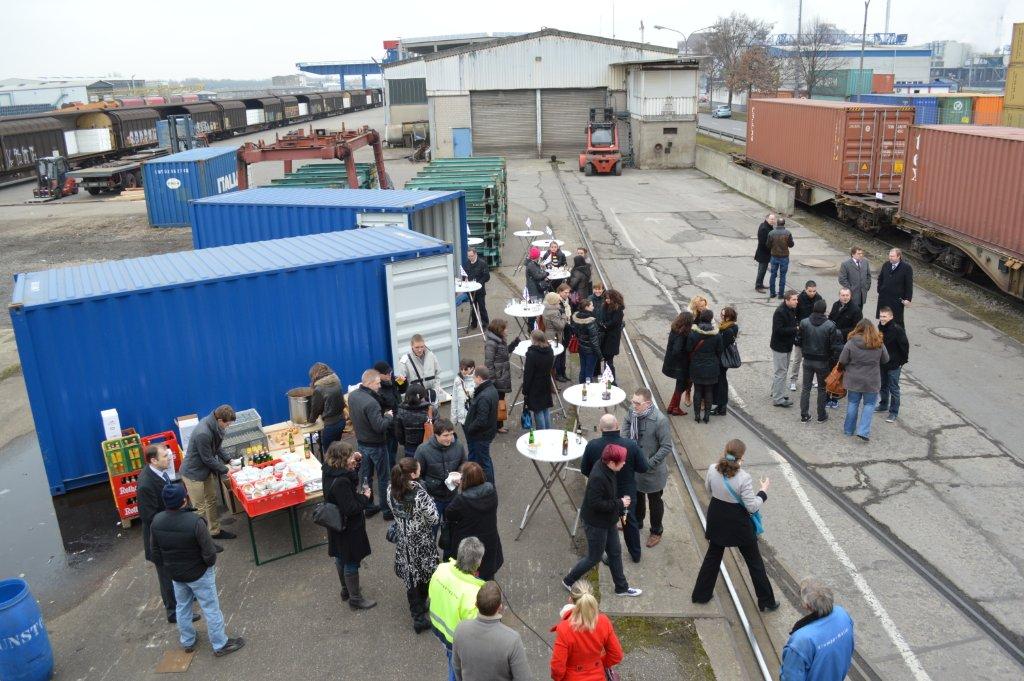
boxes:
[528,425,536,447]
[561,429,569,457]
[582,378,589,402]
[288,432,295,453]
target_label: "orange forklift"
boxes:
[578,107,622,176]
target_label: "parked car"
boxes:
[712,105,733,119]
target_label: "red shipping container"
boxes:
[746,99,915,196]
[901,125,1024,259]
[872,73,895,93]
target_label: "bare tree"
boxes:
[705,12,774,106]
[726,47,783,100]
[788,18,846,96]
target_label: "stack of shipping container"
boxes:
[1006,23,1024,128]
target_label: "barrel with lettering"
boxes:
[0,578,53,681]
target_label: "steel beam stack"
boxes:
[266,162,379,189]
[405,157,507,267]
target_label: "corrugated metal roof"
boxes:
[194,187,462,209]
[419,28,676,62]
[12,227,449,308]
[146,147,237,163]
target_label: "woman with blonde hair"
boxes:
[550,579,624,681]
[691,439,778,611]
[687,295,709,317]
[837,319,889,441]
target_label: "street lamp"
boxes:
[653,24,714,55]
[858,0,871,96]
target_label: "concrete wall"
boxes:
[695,146,795,214]
[429,94,471,158]
[631,119,696,169]
[388,103,429,126]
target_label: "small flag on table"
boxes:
[525,217,533,229]
[522,286,531,302]
[545,225,554,238]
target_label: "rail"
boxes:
[551,162,775,681]
[697,124,746,144]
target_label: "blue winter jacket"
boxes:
[780,605,855,681]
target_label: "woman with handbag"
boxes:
[444,462,503,580]
[713,307,740,416]
[387,457,439,633]
[485,319,512,434]
[322,441,376,610]
[523,329,556,430]
[691,439,778,612]
[395,384,432,457]
[686,309,723,424]
[550,579,624,681]
[661,311,694,416]
[837,319,889,441]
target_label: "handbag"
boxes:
[720,342,741,369]
[825,365,847,398]
[497,398,508,422]
[386,520,399,544]
[567,333,580,354]
[605,668,621,681]
[520,410,533,430]
[438,521,453,552]
[311,478,346,532]
[422,406,435,443]
[722,477,764,536]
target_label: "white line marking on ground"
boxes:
[728,385,747,409]
[609,208,682,313]
[768,449,931,681]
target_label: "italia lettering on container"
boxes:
[0,615,45,650]
[217,172,239,193]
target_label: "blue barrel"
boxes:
[0,579,53,681]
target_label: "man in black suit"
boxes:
[463,247,491,329]
[580,414,649,563]
[876,248,913,327]
[138,444,201,624]
[753,213,775,292]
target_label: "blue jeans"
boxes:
[879,367,902,416]
[444,644,457,681]
[320,419,346,455]
[769,256,789,296]
[455,292,469,306]
[844,390,878,437]
[579,351,598,383]
[532,409,551,430]
[357,442,390,509]
[467,438,495,484]
[334,556,360,575]
[173,566,227,650]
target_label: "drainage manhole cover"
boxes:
[929,327,972,341]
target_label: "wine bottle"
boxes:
[561,429,569,457]
[581,379,588,402]
[528,425,536,446]
[288,432,295,453]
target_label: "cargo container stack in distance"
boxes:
[854,92,1005,126]
[404,157,507,268]
[810,69,874,100]
[1006,23,1024,127]
[266,162,380,189]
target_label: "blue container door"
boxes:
[453,128,473,158]
[0,579,53,681]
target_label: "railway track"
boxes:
[548,162,1024,679]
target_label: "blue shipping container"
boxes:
[190,187,469,266]
[10,228,452,495]
[143,147,239,227]
[852,94,937,124]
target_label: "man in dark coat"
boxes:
[151,482,245,656]
[374,361,402,469]
[798,300,840,423]
[349,368,394,519]
[770,292,800,407]
[138,444,200,623]
[180,405,236,540]
[463,367,500,485]
[464,247,490,329]
[753,213,775,292]
[581,414,649,563]
[838,246,872,309]
[877,307,910,423]
[876,248,913,327]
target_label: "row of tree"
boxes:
[696,12,847,105]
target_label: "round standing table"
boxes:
[562,384,627,431]
[467,236,484,246]
[455,280,484,341]
[503,301,545,340]
[515,429,587,540]
[546,268,571,282]
[532,238,566,249]
[512,230,545,275]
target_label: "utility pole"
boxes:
[859,0,871,96]
[797,0,803,44]
[640,20,644,44]
[884,0,891,34]
[612,0,616,38]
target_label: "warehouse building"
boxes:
[0,79,114,109]
[772,44,932,84]
[383,28,699,166]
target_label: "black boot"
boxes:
[344,572,377,610]
[407,585,431,633]
[336,563,350,601]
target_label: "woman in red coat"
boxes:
[550,579,624,680]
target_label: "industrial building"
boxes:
[0,78,114,112]
[772,44,932,84]
[391,32,523,61]
[382,28,699,167]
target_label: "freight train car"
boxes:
[298,93,324,118]
[278,95,300,120]
[153,102,223,137]
[212,100,247,138]
[0,116,66,182]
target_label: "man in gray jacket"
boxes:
[625,388,673,548]
[838,246,872,309]
[396,334,444,406]
[180,405,236,540]
[452,581,532,681]
[348,368,394,518]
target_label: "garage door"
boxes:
[540,88,608,159]
[471,90,536,157]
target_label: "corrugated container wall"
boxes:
[872,73,895,94]
[1003,107,1024,128]
[9,228,452,495]
[0,117,66,173]
[936,95,973,124]
[1006,65,1024,108]
[814,69,873,98]
[746,99,914,195]
[855,93,937,124]
[1012,23,1024,64]
[143,147,240,227]
[970,95,1004,125]
[190,188,469,265]
[901,126,1024,259]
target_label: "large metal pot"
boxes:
[287,387,314,425]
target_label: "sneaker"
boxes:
[826,399,839,409]
[856,434,870,442]
[213,637,245,657]
[364,505,381,519]
[616,588,643,597]
[789,382,797,391]
[885,414,897,423]
[210,530,236,540]
[817,415,829,423]
[800,414,811,422]
[381,511,395,521]
[182,642,197,653]
[561,578,573,592]
[773,400,792,408]
[168,613,202,624]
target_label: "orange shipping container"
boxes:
[901,126,1024,259]
[872,73,895,93]
[746,99,914,196]
[970,95,1004,125]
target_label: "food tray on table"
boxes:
[238,484,305,517]
[228,458,306,517]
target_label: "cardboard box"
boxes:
[100,409,122,440]
[175,414,199,457]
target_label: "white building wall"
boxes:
[425,35,673,93]
[0,85,88,106]
[628,69,698,118]
[382,59,427,80]
[429,94,471,158]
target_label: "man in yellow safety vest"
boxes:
[429,536,485,681]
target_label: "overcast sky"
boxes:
[3,0,1022,80]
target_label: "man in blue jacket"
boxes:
[781,578,855,681]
